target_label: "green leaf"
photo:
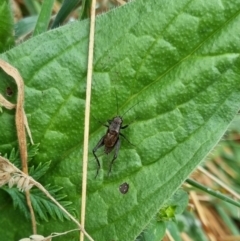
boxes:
[136,220,166,241]
[33,0,55,36]
[181,211,209,241]
[158,193,187,222]
[51,0,81,29]
[3,188,30,219]
[1,0,240,240]
[29,161,51,180]
[27,143,40,162]
[5,147,20,167]
[137,189,187,240]
[167,221,183,241]
[2,185,74,222]
[0,0,14,52]
[30,186,74,222]
[3,144,39,167]
[14,16,38,40]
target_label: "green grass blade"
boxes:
[23,0,41,15]
[79,0,91,20]
[215,205,240,235]
[51,0,81,29]
[186,179,240,208]
[0,0,14,52]
[33,0,55,36]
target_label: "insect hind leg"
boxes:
[120,133,135,147]
[92,115,109,128]
[93,136,105,178]
[121,124,128,129]
[108,138,121,176]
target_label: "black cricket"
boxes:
[93,115,130,177]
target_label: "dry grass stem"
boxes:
[219,236,240,241]
[19,229,83,241]
[164,229,176,241]
[0,59,36,232]
[198,166,240,200]
[0,59,27,172]
[116,0,126,5]
[80,0,96,241]
[189,191,208,229]
[0,156,34,191]
[0,94,16,109]
[180,232,193,241]
[41,228,80,240]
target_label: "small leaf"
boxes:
[27,143,40,162]
[29,161,51,180]
[1,184,74,222]
[0,0,14,52]
[136,220,166,241]
[14,16,38,40]
[167,221,182,241]
[3,188,30,219]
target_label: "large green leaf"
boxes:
[1,0,240,240]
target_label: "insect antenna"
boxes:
[92,114,109,128]
[114,87,119,115]
[121,100,141,118]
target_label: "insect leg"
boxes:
[93,136,105,177]
[119,133,135,147]
[92,115,109,128]
[121,124,129,129]
[108,138,121,176]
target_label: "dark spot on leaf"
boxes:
[119,182,129,194]
[6,87,13,96]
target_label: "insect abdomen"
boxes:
[104,132,118,153]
